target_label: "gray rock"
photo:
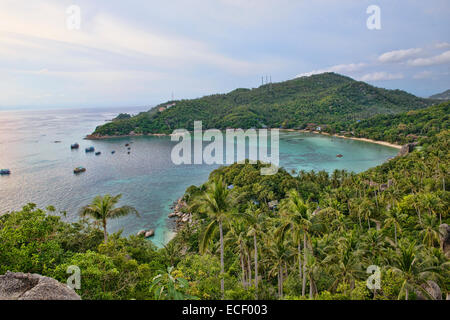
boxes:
[0,271,81,300]
[416,280,442,300]
[137,230,146,237]
[397,142,418,157]
[439,224,450,258]
[145,229,155,238]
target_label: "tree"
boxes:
[383,207,406,246]
[278,189,311,296]
[389,240,437,300]
[79,194,139,243]
[150,266,197,300]
[242,202,266,296]
[420,214,440,248]
[193,176,239,299]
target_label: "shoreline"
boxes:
[280,129,402,149]
[85,133,167,140]
[86,130,402,149]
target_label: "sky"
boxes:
[0,0,449,110]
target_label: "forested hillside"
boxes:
[91,73,435,136]
[326,101,449,144]
[2,101,448,300]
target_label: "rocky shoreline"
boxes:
[167,197,193,231]
[85,132,167,140]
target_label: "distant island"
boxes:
[89,73,437,140]
[430,89,450,101]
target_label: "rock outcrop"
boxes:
[397,142,418,157]
[439,223,450,258]
[168,197,193,230]
[416,280,442,300]
[0,271,81,300]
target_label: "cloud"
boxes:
[413,71,433,79]
[359,72,404,81]
[378,48,422,63]
[435,42,450,49]
[407,50,450,66]
[296,63,366,78]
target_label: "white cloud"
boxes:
[296,63,366,78]
[359,72,404,81]
[378,48,422,63]
[407,50,450,66]
[435,42,450,49]
[413,70,432,79]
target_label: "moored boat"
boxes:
[0,169,11,175]
[95,151,101,156]
[111,151,116,154]
[336,154,343,158]
[85,146,95,153]
[73,167,86,174]
[71,143,80,149]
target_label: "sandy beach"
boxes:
[281,129,402,149]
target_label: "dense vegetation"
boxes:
[430,89,450,101]
[92,73,435,136]
[325,101,450,144]
[1,101,448,300]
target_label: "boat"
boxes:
[85,146,95,153]
[336,154,343,158]
[125,143,130,147]
[95,151,101,156]
[73,167,86,174]
[111,151,116,154]
[0,169,11,175]
[71,143,79,149]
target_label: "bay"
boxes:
[0,107,398,246]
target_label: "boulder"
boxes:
[145,229,155,238]
[0,271,81,300]
[416,280,442,300]
[439,224,450,258]
[168,212,177,218]
[397,142,418,157]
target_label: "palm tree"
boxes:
[278,189,311,296]
[389,240,437,300]
[150,266,197,300]
[192,176,238,299]
[420,214,440,248]
[264,237,293,298]
[324,232,363,294]
[79,194,139,243]
[383,207,406,246]
[242,202,265,296]
[225,219,250,288]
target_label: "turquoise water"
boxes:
[0,108,398,246]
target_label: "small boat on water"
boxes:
[111,151,116,154]
[71,143,80,149]
[85,146,95,153]
[0,169,11,175]
[73,167,86,174]
[336,154,343,158]
[95,151,101,156]
[127,147,131,150]
[125,143,130,147]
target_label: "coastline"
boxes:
[85,133,167,140]
[280,129,402,149]
[86,129,402,149]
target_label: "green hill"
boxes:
[91,72,435,137]
[430,89,450,101]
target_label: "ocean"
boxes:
[0,107,398,246]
